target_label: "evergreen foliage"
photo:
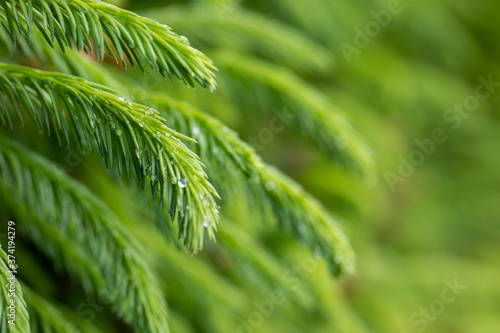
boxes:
[1,0,495,332]
[0,0,217,89]
[0,0,368,331]
[0,64,220,252]
[0,137,169,332]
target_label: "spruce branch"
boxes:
[0,137,171,333]
[0,63,219,251]
[0,247,30,333]
[0,0,217,90]
[3,33,356,274]
[136,93,356,275]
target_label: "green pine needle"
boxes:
[0,39,357,274]
[0,137,171,332]
[0,0,217,90]
[0,63,220,252]
[138,94,356,275]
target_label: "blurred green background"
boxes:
[139,1,499,332]
[5,0,500,332]
[130,1,500,332]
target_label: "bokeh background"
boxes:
[129,1,500,332]
[4,0,500,332]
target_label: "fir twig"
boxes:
[0,63,220,251]
[0,137,171,332]
[0,0,217,89]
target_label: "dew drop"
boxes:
[118,97,126,101]
[179,35,189,45]
[178,177,188,188]
[116,128,123,136]
[265,181,275,191]
[192,127,200,135]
